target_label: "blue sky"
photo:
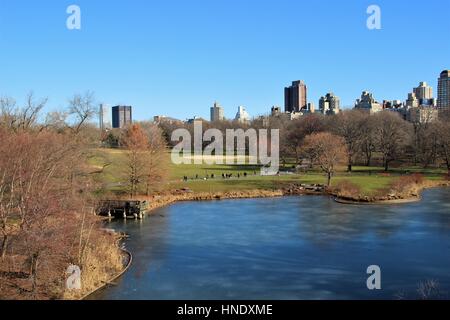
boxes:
[0,0,448,121]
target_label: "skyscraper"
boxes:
[437,70,450,111]
[413,82,433,101]
[284,80,307,113]
[210,101,225,122]
[112,105,132,129]
[235,106,250,123]
[99,104,112,130]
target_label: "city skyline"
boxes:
[100,70,446,124]
[0,0,449,121]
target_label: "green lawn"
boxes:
[88,148,446,196]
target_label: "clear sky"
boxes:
[0,0,449,121]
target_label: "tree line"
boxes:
[155,109,450,174]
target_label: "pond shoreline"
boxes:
[332,181,450,205]
[79,239,133,300]
[139,180,450,213]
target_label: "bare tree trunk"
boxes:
[1,234,8,260]
[348,153,353,172]
[30,254,39,296]
[365,155,372,167]
[327,172,332,187]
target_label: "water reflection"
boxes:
[90,188,450,300]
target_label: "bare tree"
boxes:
[359,113,377,166]
[44,111,69,132]
[374,111,410,171]
[436,121,450,172]
[331,110,365,172]
[284,114,325,164]
[19,92,48,131]
[0,96,18,130]
[0,93,48,132]
[68,91,97,134]
[302,132,347,186]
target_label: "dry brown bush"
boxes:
[389,173,425,194]
[332,180,362,198]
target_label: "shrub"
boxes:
[333,180,362,198]
[389,173,425,194]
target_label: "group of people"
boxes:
[182,171,257,182]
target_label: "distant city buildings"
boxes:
[437,70,450,113]
[235,106,250,123]
[404,82,438,123]
[382,100,408,120]
[354,91,383,114]
[270,106,302,121]
[210,101,225,122]
[153,115,183,125]
[305,102,315,114]
[112,105,132,129]
[318,93,340,115]
[102,70,449,128]
[285,80,307,113]
[186,116,207,124]
[383,100,403,109]
[99,104,112,130]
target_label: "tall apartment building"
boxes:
[210,101,225,122]
[112,105,132,129]
[413,82,433,101]
[285,80,307,113]
[99,104,112,130]
[437,70,450,111]
[319,93,341,115]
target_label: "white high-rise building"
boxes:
[235,106,250,123]
[99,104,112,130]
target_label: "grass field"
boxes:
[88,148,447,196]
